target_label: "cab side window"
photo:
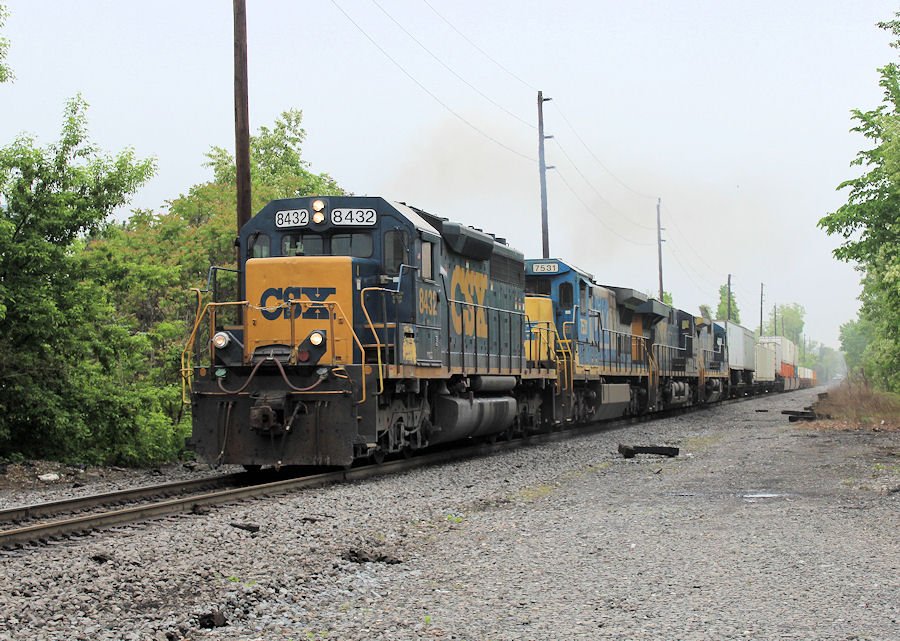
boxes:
[559,282,574,309]
[384,230,407,275]
[248,232,270,258]
[421,240,434,280]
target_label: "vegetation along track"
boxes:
[0,391,803,548]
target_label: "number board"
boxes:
[530,262,559,273]
[331,208,377,226]
[274,209,309,228]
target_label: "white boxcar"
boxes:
[719,321,756,371]
[759,337,783,370]
[755,343,776,382]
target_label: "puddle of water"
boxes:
[741,491,785,502]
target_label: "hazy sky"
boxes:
[2,0,896,346]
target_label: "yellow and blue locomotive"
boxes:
[183,196,729,469]
[184,196,552,467]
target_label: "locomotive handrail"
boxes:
[524,319,557,369]
[359,263,418,395]
[180,299,248,403]
[182,299,369,405]
[447,297,527,372]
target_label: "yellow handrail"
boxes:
[182,299,369,405]
[181,299,246,403]
[359,286,388,395]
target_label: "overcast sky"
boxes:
[2,0,896,346]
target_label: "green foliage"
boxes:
[818,14,900,393]
[0,103,346,464]
[79,109,348,458]
[839,315,875,373]
[765,302,805,345]
[715,283,740,323]
[205,108,346,199]
[698,304,713,320]
[0,3,12,83]
[0,95,164,462]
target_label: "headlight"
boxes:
[312,211,325,224]
[309,331,324,346]
[312,199,325,212]
[212,332,230,349]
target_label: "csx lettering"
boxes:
[418,289,438,317]
[259,287,337,321]
[449,267,488,337]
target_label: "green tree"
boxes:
[715,284,740,322]
[818,14,900,392]
[205,108,345,199]
[765,302,805,344]
[698,304,713,319]
[84,109,348,431]
[839,315,875,373]
[0,95,160,462]
[0,3,12,83]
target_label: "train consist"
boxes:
[183,196,812,469]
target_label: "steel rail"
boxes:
[0,389,806,548]
[0,473,246,524]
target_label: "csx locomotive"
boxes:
[182,196,784,469]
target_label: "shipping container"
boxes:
[759,336,799,368]
[755,343,776,382]
[717,321,756,371]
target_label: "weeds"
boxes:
[812,381,900,430]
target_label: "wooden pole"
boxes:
[233,0,251,313]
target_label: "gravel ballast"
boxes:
[1,387,898,640]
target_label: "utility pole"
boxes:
[759,283,764,335]
[726,273,732,322]
[233,0,251,319]
[537,91,553,259]
[656,198,665,301]
[773,304,777,337]
[234,0,251,235]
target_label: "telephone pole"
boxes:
[759,283,764,335]
[537,91,553,258]
[657,198,665,301]
[773,304,777,336]
[726,273,732,322]
[233,0,251,310]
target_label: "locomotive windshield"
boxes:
[280,231,373,258]
[525,277,552,296]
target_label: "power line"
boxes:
[667,244,713,300]
[550,137,656,231]
[552,170,655,247]
[663,232,724,291]
[661,203,727,279]
[420,0,538,92]
[371,0,535,130]
[550,102,657,201]
[329,0,536,163]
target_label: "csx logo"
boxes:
[259,287,336,320]
[450,266,488,337]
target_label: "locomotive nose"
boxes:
[244,256,354,365]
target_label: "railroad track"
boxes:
[0,391,805,548]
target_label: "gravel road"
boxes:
[1,387,897,641]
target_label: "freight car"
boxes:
[182,196,798,470]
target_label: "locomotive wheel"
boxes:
[371,448,385,465]
[243,464,262,473]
